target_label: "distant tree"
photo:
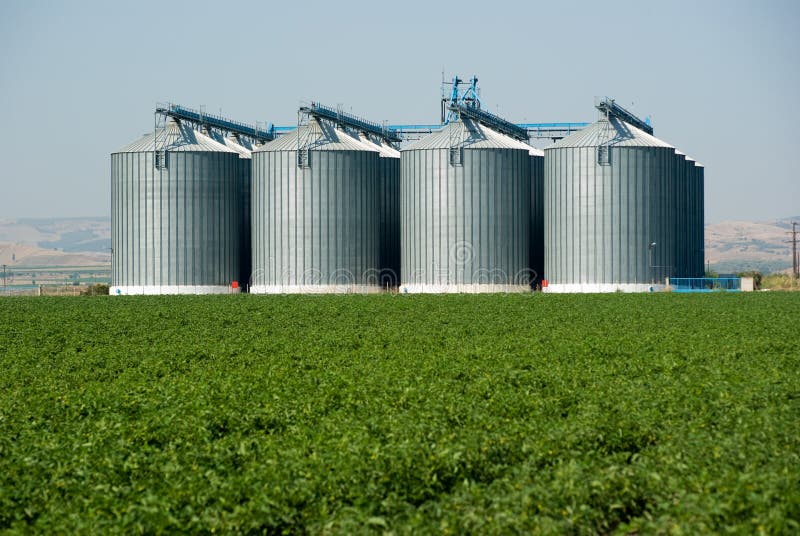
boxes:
[82,284,110,296]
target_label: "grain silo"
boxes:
[208,129,254,289]
[250,118,381,293]
[400,118,532,293]
[529,146,545,288]
[543,115,678,292]
[694,161,706,276]
[353,132,400,288]
[110,119,241,294]
[678,154,705,278]
[674,150,690,279]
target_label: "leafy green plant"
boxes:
[0,294,798,533]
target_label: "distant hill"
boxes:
[0,217,110,267]
[705,217,798,274]
[1,216,797,274]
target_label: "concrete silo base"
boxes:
[399,284,531,294]
[249,284,383,295]
[110,285,241,296]
[543,283,666,293]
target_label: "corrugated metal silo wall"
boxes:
[530,155,544,286]
[684,158,698,277]
[238,158,252,288]
[544,146,678,285]
[684,161,700,278]
[379,155,401,287]
[696,165,705,276]
[251,150,380,289]
[401,147,531,288]
[111,151,241,289]
[674,153,688,278]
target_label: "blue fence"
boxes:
[669,277,741,293]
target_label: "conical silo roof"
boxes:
[254,118,378,152]
[114,119,234,153]
[548,116,673,149]
[676,149,704,166]
[355,133,400,158]
[677,150,697,165]
[205,130,253,159]
[224,134,253,159]
[230,134,254,152]
[528,145,544,157]
[403,117,536,151]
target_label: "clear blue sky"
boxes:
[0,0,797,223]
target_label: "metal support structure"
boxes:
[301,102,401,144]
[153,110,167,166]
[449,102,530,141]
[156,103,275,144]
[515,123,590,140]
[440,75,529,140]
[595,97,653,135]
[276,76,590,143]
[438,75,589,141]
[441,75,482,124]
[386,122,589,142]
[788,222,799,279]
[156,78,597,149]
[296,108,311,168]
[794,222,798,279]
[669,277,742,292]
[598,104,612,165]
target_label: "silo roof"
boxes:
[677,152,703,167]
[528,145,544,157]
[402,118,537,152]
[547,116,673,149]
[356,133,400,158]
[206,130,253,159]
[254,118,378,152]
[114,119,234,153]
[225,135,253,159]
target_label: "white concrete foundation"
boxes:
[110,285,240,296]
[399,284,531,294]
[249,284,382,294]
[543,283,666,293]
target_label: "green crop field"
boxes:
[1,294,798,534]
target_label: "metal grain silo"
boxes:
[353,133,400,288]
[529,146,545,288]
[208,129,254,288]
[674,150,690,278]
[400,118,532,293]
[678,154,704,278]
[110,119,241,294]
[250,118,381,293]
[543,116,677,292]
[694,162,705,276]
